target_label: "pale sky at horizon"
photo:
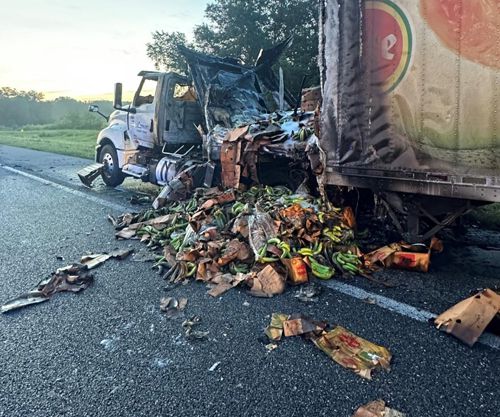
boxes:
[0,0,208,100]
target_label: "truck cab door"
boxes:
[156,74,204,148]
[128,76,158,149]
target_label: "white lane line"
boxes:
[0,164,131,213]
[320,279,500,351]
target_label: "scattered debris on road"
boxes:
[1,264,93,313]
[160,297,188,318]
[77,163,103,188]
[1,250,131,313]
[265,314,392,380]
[182,315,209,340]
[352,400,406,417]
[294,283,322,303]
[435,288,500,346]
[80,249,132,269]
[208,361,221,372]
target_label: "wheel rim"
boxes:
[102,153,114,175]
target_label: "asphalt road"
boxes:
[0,145,499,417]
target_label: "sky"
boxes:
[0,0,208,100]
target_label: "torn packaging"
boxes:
[313,326,392,380]
[435,288,500,346]
[247,265,286,298]
[264,314,391,379]
[364,239,443,273]
[352,400,406,417]
[282,316,326,337]
[80,249,132,269]
[1,251,131,313]
[1,265,94,313]
[265,313,290,341]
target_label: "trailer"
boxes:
[319,0,500,240]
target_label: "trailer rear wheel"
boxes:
[99,144,125,187]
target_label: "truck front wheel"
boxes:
[99,144,125,187]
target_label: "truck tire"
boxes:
[99,144,125,187]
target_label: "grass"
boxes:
[468,203,500,231]
[0,129,98,159]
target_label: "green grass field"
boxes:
[0,129,97,159]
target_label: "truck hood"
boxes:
[108,109,128,125]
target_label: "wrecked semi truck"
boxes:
[81,0,500,240]
[80,40,309,195]
[318,0,500,240]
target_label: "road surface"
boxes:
[0,145,499,417]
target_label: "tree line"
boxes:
[146,0,319,95]
[0,87,111,129]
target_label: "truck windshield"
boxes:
[135,78,157,107]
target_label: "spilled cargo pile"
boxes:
[110,185,365,298]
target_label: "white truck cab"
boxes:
[87,71,204,187]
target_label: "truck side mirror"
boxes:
[114,83,123,109]
[88,104,99,113]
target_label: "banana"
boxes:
[258,256,280,263]
[297,248,314,256]
[186,262,197,277]
[231,201,245,215]
[312,241,323,256]
[308,257,335,280]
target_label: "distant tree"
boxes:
[146,0,319,93]
[0,87,110,129]
[146,31,192,74]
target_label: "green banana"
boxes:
[186,262,197,277]
[308,257,335,280]
[297,248,314,256]
[258,256,280,263]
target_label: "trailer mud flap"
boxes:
[77,163,104,188]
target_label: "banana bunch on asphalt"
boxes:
[332,251,363,276]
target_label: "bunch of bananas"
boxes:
[267,238,292,259]
[256,244,280,263]
[231,201,247,216]
[332,251,362,275]
[323,226,343,243]
[162,260,196,282]
[170,233,185,252]
[307,256,335,280]
[296,241,323,257]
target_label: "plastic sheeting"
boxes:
[180,39,294,131]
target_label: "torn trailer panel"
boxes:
[319,0,500,204]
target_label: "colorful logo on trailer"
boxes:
[365,0,414,93]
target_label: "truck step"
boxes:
[77,163,104,188]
